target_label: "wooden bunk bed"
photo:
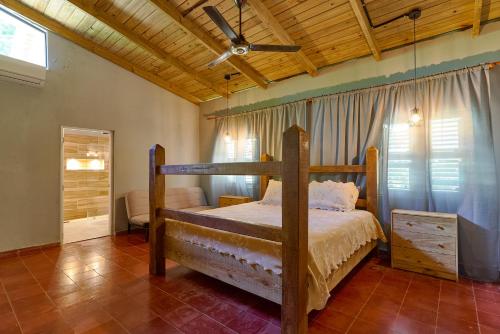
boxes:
[149,125,379,334]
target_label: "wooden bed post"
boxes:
[149,144,165,275]
[259,153,273,199]
[366,147,379,217]
[281,125,309,334]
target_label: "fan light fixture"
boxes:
[223,74,232,143]
[409,9,422,127]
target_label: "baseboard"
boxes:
[0,242,60,259]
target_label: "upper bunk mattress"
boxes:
[164,201,386,310]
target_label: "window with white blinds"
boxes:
[430,118,461,192]
[387,118,462,192]
[388,123,411,190]
[243,138,257,186]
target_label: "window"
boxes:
[243,138,257,186]
[388,123,411,190]
[430,118,461,192]
[0,6,47,67]
[387,118,462,193]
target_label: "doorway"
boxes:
[61,127,113,244]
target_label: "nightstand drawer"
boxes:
[393,213,456,237]
[219,196,251,207]
[392,229,456,255]
[392,246,456,277]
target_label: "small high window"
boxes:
[0,6,47,67]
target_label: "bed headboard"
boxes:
[259,147,379,216]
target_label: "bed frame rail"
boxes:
[159,208,282,242]
[149,125,309,334]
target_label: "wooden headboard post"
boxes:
[259,153,273,199]
[149,144,166,275]
[281,126,309,334]
[366,147,378,217]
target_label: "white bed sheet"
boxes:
[164,201,386,310]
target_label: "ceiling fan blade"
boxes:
[208,50,233,68]
[249,44,301,52]
[203,6,240,43]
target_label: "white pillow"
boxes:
[322,180,359,211]
[261,179,359,211]
[261,179,282,205]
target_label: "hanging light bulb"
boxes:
[223,74,232,143]
[408,9,423,127]
[409,107,422,125]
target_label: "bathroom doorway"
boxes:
[61,127,113,244]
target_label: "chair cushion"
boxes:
[130,214,149,226]
[165,187,208,209]
[179,206,215,213]
[125,190,149,218]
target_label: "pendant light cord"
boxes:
[413,17,417,110]
[226,75,229,135]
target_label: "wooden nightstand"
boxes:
[391,209,458,281]
[219,195,251,208]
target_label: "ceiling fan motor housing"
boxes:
[231,44,250,55]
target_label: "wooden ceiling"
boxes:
[2,0,499,104]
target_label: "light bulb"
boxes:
[224,133,232,143]
[409,108,422,126]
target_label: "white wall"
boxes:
[0,32,199,252]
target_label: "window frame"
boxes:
[0,5,48,69]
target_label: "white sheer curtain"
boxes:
[207,101,307,205]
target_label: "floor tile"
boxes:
[4,232,497,334]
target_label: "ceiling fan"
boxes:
[203,0,301,68]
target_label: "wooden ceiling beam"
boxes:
[348,0,381,61]
[149,0,268,89]
[472,0,483,36]
[246,0,317,77]
[65,0,227,97]
[0,0,202,104]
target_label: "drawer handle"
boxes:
[406,222,413,227]
[438,244,445,249]
[437,226,445,230]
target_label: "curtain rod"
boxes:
[205,61,498,120]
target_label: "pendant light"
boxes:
[223,74,232,143]
[408,8,422,127]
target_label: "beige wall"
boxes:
[0,32,199,252]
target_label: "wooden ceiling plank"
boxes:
[349,0,381,61]
[0,0,201,104]
[149,0,268,89]
[65,0,227,97]
[246,0,317,76]
[472,0,483,36]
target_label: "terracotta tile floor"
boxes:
[1,233,499,334]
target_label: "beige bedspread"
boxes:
[164,202,386,310]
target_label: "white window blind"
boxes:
[430,118,461,192]
[243,138,257,186]
[388,124,411,191]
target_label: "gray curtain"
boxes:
[206,66,499,281]
[312,66,498,281]
[206,101,307,205]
